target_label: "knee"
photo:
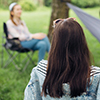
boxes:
[38,41,46,50]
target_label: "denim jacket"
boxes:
[24,60,100,100]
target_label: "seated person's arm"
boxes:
[22,21,33,39]
[23,21,46,40]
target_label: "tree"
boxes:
[48,0,71,41]
[44,0,52,7]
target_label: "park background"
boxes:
[0,0,100,100]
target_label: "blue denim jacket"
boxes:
[24,60,100,100]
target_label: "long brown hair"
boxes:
[10,4,23,26]
[42,18,91,98]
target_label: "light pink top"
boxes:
[6,19,33,41]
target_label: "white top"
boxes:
[6,19,33,41]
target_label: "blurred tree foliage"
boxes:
[19,0,36,11]
[0,0,19,8]
[0,0,99,9]
[44,0,52,7]
[0,0,37,11]
[71,0,99,8]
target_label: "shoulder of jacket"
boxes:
[91,66,100,76]
[39,59,48,65]
[36,60,47,76]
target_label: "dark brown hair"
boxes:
[42,18,91,98]
[10,4,23,26]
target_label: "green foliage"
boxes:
[18,0,37,11]
[44,0,52,7]
[0,0,19,9]
[71,0,99,8]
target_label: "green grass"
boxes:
[0,6,100,100]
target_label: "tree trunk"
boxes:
[48,0,71,42]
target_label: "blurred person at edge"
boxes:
[24,18,100,100]
[6,2,50,63]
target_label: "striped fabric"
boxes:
[37,60,47,77]
[91,66,100,76]
[36,60,100,77]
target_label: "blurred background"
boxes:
[0,0,100,100]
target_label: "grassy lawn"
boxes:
[0,6,100,100]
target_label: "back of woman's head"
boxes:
[42,18,91,98]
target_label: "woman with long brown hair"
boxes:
[24,18,100,100]
[7,3,50,63]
